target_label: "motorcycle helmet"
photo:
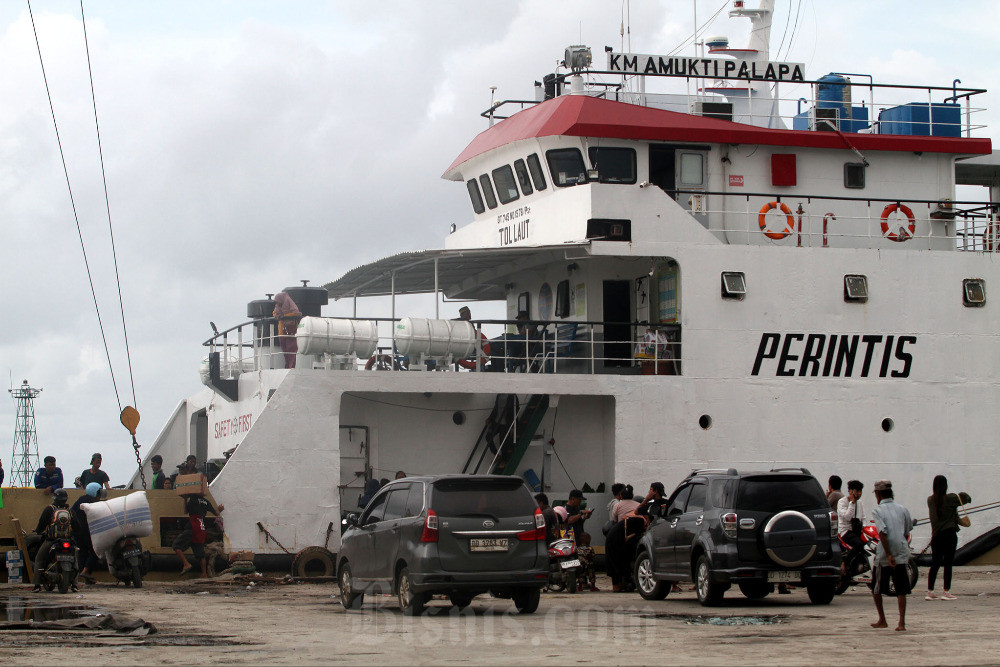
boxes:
[85,482,102,498]
[553,505,568,522]
[52,488,69,506]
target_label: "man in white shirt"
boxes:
[837,479,866,575]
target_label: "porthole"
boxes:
[699,414,712,430]
[453,411,466,426]
[881,418,894,432]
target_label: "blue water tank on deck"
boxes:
[817,74,849,129]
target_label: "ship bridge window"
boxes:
[513,159,534,196]
[527,153,548,191]
[466,179,486,214]
[844,162,866,189]
[479,174,498,209]
[546,148,588,187]
[492,165,520,204]
[587,147,637,184]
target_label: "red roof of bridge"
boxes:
[444,95,991,177]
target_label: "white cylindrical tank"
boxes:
[296,317,378,357]
[395,318,477,358]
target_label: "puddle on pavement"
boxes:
[641,613,786,626]
[0,595,108,623]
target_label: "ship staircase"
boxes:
[462,394,549,475]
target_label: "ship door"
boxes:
[602,280,632,368]
[650,144,709,226]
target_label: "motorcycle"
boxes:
[836,524,918,595]
[545,537,584,594]
[40,539,79,594]
[107,535,147,588]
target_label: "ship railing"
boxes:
[486,76,987,137]
[668,188,1000,251]
[202,317,684,377]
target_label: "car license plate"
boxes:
[560,559,581,569]
[123,549,141,558]
[767,571,800,583]
[56,554,74,562]
[469,538,508,552]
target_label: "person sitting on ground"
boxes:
[31,488,79,592]
[33,456,64,494]
[576,532,599,592]
[173,494,224,578]
[80,453,111,490]
[150,455,166,490]
[71,483,105,584]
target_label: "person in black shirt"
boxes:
[564,489,592,543]
[71,483,104,584]
[80,453,111,490]
[31,489,78,591]
[535,493,559,545]
[173,494,224,578]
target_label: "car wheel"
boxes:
[339,562,363,610]
[448,593,474,609]
[738,581,772,600]
[397,567,426,616]
[695,555,723,607]
[512,587,540,614]
[807,581,836,605]
[634,551,669,600]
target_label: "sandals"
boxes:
[179,565,194,576]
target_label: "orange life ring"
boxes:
[457,333,491,370]
[758,201,795,240]
[880,203,916,242]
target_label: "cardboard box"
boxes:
[7,573,23,584]
[5,550,23,565]
[174,473,208,497]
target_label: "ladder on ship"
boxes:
[462,394,549,476]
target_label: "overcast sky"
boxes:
[1,1,997,486]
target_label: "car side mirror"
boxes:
[344,513,359,528]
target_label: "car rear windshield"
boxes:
[736,476,826,512]
[431,479,535,518]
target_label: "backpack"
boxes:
[45,506,73,541]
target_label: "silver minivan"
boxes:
[337,475,547,615]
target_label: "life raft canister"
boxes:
[880,203,916,242]
[758,201,795,240]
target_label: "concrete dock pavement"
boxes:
[2,567,1000,664]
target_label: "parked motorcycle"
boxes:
[545,537,584,593]
[107,535,147,588]
[40,539,79,594]
[836,524,918,595]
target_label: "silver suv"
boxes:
[337,475,547,615]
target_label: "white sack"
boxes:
[82,491,153,557]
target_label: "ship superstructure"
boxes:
[128,1,1000,566]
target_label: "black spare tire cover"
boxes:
[762,510,818,567]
